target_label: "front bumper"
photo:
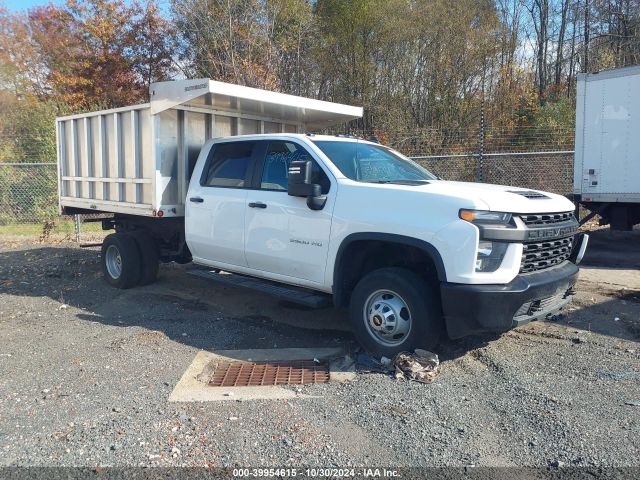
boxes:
[440,261,579,339]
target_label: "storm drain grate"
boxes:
[208,360,330,387]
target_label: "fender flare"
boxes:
[332,232,447,306]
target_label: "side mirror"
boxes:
[287,160,327,210]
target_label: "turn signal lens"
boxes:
[459,209,512,225]
[459,210,476,222]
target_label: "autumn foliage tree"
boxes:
[1,0,174,110]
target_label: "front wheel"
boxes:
[349,267,442,358]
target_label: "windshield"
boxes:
[312,140,436,184]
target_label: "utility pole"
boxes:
[584,0,590,72]
[478,71,486,183]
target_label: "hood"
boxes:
[364,180,575,214]
[424,181,575,213]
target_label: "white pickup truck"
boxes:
[57,79,589,356]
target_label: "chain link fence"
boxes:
[0,127,577,228]
[384,126,575,157]
[0,162,58,225]
[413,151,574,195]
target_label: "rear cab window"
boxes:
[201,141,256,188]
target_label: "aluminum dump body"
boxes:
[56,79,362,217]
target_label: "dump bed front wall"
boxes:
[58,105,302,217]
[574,67,640,201]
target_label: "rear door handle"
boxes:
[248,202,267,209]
[189,197,204,203]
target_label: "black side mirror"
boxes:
[287,160,314,197]
[287,160,327,210]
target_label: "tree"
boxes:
[588,0,640,69]
[265,0,317,96]
[0,5,48,97]
[554,0,571,86]
[29,0,141,108]
[132,1,177,95]
[526,0,550,102]
[2,0,174,110]
[172,0,278,89]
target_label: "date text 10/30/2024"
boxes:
[232,468,400,478]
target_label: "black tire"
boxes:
[130,230,160,286]
[101,233,142,289]
[610,205,633,231]
[349,267,442,358]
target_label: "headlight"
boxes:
[460,209,512,225]
[475,241,508,272]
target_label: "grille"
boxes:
[513,287,573,321]
[508,190,549,199]
[208,360,330,387]
[520,236,573,273]
[520,211,574,226]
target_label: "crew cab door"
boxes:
[186,141,259,267]
[244,140,334,284]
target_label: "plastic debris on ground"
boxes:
[355,352,388,373]
[393,349,440,383]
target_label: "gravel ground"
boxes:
[0,229,638,470]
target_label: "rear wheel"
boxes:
[101,233,141,289]
[609,205,633,231]
[130,230,159,286]
[349,267,442,358]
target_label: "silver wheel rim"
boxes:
[363,289,412,346]
[105,244,123,280]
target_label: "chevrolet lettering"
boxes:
[526,225,578,240]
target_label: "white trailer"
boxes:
[56,78,362,218]
[574,65,640,230]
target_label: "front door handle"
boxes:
[189,197,204,203]
[248,202,267,209]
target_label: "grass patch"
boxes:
[0,220,103,236]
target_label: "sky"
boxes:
[2,0,171,13]
[2,0,64,11]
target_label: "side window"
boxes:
[201,142,254,187]
[260,141,330,194]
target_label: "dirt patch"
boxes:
[147,293,210,312]
[109,331,169,350]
